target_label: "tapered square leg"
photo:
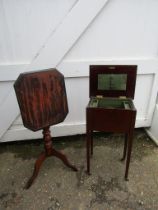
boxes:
[86,130,91,175]
[125,132,133,181]
[121,133,128,161]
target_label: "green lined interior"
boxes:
[89,98,131,109]
[98,74,127,90]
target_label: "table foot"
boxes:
[120,157,126,162]
[25,152,46,189]
[25,149,77,189]
[52,148,78,172]
[125,177,129,181]
[86,170,91,175]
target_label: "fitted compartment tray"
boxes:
[89,97,132,109]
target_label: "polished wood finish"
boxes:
[90,65,137,99]
[25,126,77,189]
[14,69,68,131]
[14,69,77,189]
[86,65,137,180]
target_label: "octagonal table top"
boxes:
[14,69,68,131]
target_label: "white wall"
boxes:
[65,0,158,59]
[0,0,158,142]
[0,0,77,63]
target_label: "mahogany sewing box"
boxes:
[86,65,137,180]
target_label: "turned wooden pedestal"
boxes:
[14,69,77,189]
[25,126,77,189]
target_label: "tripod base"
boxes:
[25,127,77,189]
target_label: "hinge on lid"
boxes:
[96,95,103,98]
[119,96,126,99]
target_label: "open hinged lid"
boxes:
[90,65,137,99]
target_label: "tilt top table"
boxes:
[14,69,77,189]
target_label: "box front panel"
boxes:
[87,107,134,133]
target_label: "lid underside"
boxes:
[90,65,137,99]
